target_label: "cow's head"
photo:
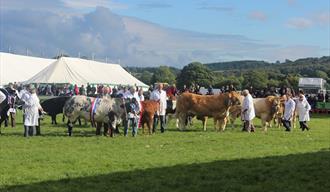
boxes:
[266,96,282,116]
[225,91,242,107]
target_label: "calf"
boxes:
[140,100,159,134]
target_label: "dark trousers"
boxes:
[282,119,291,131]
[299,121,309,131]
[24,126,35,137]
[10,112,16,127]
[153,114,165,133]
[242,120,255,132]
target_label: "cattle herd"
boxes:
[0,89,293,137]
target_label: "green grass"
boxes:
[0,111,329,192]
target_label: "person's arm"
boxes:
[305,101,311,111]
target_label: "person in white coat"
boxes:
[296,94,311,131]
[282,93,296,132]
[241,89,255,132]
[150,83,167,133]
[21,85,43,137]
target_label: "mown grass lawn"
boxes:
[0,111,329,192]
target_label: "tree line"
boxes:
[125,56,330,90]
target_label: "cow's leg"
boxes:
[78,117,82,126]
[178,113,186,130]
[292,116,297,129]
[115,125,120,134]
[10,112,16,127]
[148,117,153,135]
[109,120,116,137]
[175,118,179,128]
[0,117,4,134]
[51,115,56,125]
[103,123,109,136]
[262,120,267,132]
[4,117,8,127]
[67,120,73,136]
[107,112,117,137]
[202,117,208,131]
[220,118,228,132]
[230,116,237,129]
[96,122,102,135]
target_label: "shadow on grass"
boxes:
[2,150,329,192]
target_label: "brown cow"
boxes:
[273,97,298,129]
[140,100,159,134]
[226,96,282,131]
[176,92,241,131]
[196,104,242,131]
[253,96,282,131]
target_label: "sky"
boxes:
[0,0,329,67]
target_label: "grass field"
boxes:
[0,111,329,192]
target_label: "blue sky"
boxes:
[0,0,329,67]
[114,0,329,49]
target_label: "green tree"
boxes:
[286,75,300,90]
[315,70,328,80]
[151,66,176,85]
[242,71,268,89]
[140,71,153,85]
[177,62,215,89]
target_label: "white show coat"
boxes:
[23,93,41,126]
[296,99,311,121]
[150,89,167,116]
[242,94,255,121]
[283,98,296,121]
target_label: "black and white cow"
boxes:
[63,95,127,137]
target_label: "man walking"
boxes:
[241,89,255,132]
[282,93,296,132]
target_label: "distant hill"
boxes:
[206,60,274,71]
[204,56,330,72]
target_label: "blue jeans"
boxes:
[153,115,165,133]
[124,117,139,136]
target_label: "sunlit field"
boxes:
[0,111,329,192]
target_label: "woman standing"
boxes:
[296,94,311,131]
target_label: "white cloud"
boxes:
[249,11,268,22]
[314,11,330,27]
[61,0,128,10]
[1,7,326,67]
[287,0,296,5]
[198,6,234,12]
[286,17,313,29]
[137,3,172,9]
